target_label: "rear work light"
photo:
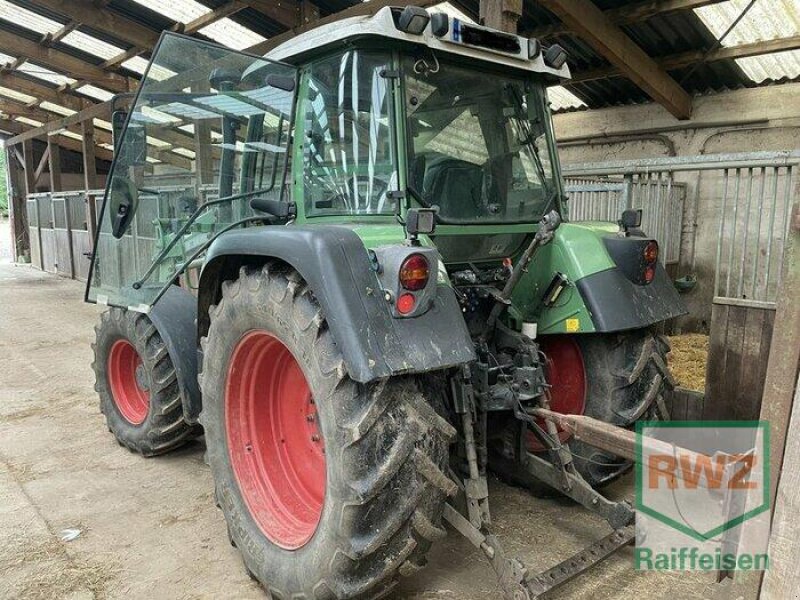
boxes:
[399,254,430,291]
[643,241,659,284]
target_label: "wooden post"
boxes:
[47,136,62,192]
[761,371,800,597]
[760,202,800,511]
[82,120,99,241]
[5,146,29,261]
[731,202,800,598]
[300,0,321,25]
[480,0,523,33]
[192,81,214,190]
[21,138,36,196]
[21,138,43,268]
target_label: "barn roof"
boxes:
[0,0,796,158]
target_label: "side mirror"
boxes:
[620,208,642,230]
[109,175,138,239]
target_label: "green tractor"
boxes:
[87,7,684,599]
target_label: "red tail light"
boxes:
[644,265,656,284]
[643,241,658,284]
[644,241,659,264]
[397,293,416,315]
[399,254,430,291]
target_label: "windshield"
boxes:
[404,57,560,224]
[301,50,396,217]
[87,34,295,308]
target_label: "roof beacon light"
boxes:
[543,44,569,70]
[398,6,430,35]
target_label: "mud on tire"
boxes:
[569,330,674,487]
[200,263,457,599]
[92,307,196,456]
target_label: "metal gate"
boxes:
[564,175,685,265]
[52,195,72,277]
[563,150,800,420]
[713,165,796,306]
[35,194,57,274]
[26,198,41,270]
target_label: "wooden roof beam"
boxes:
[5,100,117,145]
[0,117,114,162]
[42,20,80,46]
[570,35,800,84]
[27,0,160,49]
[93,0,253,78]
[541,0,693,119]
[529,0,730,39]
[242,0,301,29]
[0,100,53,122]
[0,28,131,93]
[179,0,251,34]
[0,73,91,112]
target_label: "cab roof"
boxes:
[265,6,570,81]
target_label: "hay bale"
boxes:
[667,334,709,392]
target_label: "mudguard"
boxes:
[148,285,202,424]
[576,262,687,332]
[198,225,475,384]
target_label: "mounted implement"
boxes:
[86,7,685,599]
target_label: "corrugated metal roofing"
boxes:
[695,0,800,82]
[455,0,799,110]
[0,0,796,137]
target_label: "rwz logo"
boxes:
[647,451,758,491]
[634,421,770,571]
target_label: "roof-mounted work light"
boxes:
[430,12,449,37]
[398,6,430,35]
[543,44,569,69]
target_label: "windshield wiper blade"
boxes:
[504,84,552,198]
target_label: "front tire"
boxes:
[92,308,195,456]
[201,264,456,599]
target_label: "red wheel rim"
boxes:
[107,339,150,425]
[225,331,325,550]
[527,336,586,452]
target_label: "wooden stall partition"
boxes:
[759,371,800,598]
[703,300,776,420]
[664,387,706,421]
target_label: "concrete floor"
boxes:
[0,220,718,600]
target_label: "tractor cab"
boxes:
[86,7,571,309]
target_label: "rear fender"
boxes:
[198,225,475,385]
[147,285,202,424]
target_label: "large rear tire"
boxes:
[92,308,196,456]
[201,264,456,599]
[490,329,673,494]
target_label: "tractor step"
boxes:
[525,526,635,598]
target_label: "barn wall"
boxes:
[553,82,800,332]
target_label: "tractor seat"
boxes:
[421,155,485,219]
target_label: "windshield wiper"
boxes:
[504,84,552,199]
